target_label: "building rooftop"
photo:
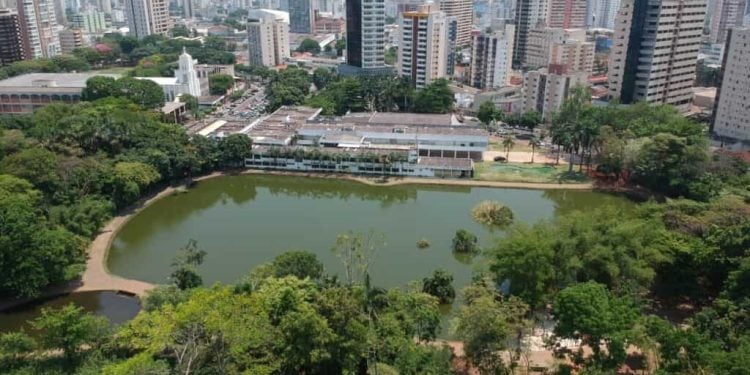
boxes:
[0,72,120,89]
[300,123,487,137]
[136,76,178,85]
[339,111,461,126]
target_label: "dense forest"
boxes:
[0,68,748,373]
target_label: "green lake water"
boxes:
[109,175,630,293]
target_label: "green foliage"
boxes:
[169,239,207,290]
[208,73,234,95]
[0,332,36,366]
[178,93,198,113]
[477,100,501,125]
[422,268,456,304]
[31,304,109,363]
[451,229,478,253]
[471,200,514,227]
[266,67,312,111]
[412,79,454,113]
[312,67,335,90]
[0,55,91,80]
[271,250,325,280]
[297,38,321,54]
[217,133,252,167]
[82,76,165,109]
[384,46,398,65]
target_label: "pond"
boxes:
[0,291,141,335]
[109,175,630,293]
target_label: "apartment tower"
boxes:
[470,24,515,89]
[59,27,83,53]
[0,9,27,66]
[439,0,473,47]
[548,0,588,28]
[17,0,60,58]
[247,9,290,67]
[341,0,388,74]
[711,27,750,141]
[397,3,448,88]
[124,0,172,39]
[289,0,314,33]
[607,0,706,112]
[512,0,548,68]
[709,0,747,44]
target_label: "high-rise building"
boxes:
[99,0,111,14]
[124,0,172,39]
[70,10,107,32]
[591,0,621,29]
[59,27,83,53]
[608,0,706,112]
[397,3,448,88]
[0,9,27,66]
[711,27,750,141]
[183,0,193,18]
[470,24,515,89]
[289,0,313,33]
[522,64,588,118]
[341,0,388,74]
[525,28,594,73]
[439,0,473,47]
[548,0,588,28]
[709,0,746,43]
[512,0,548,68]
[17,0,60,58]
[445,15,457,76]
[247,9,290,67]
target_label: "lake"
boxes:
[108,175,630,293]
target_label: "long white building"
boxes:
[397,3,449,88]
[470,24,515,89]
[712,27,750,141]
[608,0,706,112]
[247,9,290,67]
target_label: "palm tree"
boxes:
[502,134,515,160]
[528,135,541,164]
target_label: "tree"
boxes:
[312,67,335,90]
[171,24,191,37]
[209,73,234,95]
[0,146,59,193]
[271,250,325,280]
[114,77,165,109]
[471,200,514,227]
[31,304,109,363]
[502,134,515,160]
[384,46,398,65]
[331,230,384,285]
[81,76,118,101]
[553,282,638,367]
[452,229,478,253]
[335,38,346,56]
[0,332,36,367]
[412,79,453,113]
[422,269,456,304]
[453,284,530,374]
[477,101,498,126]
[297,38,322,54]
[217,133,252,168]
[179,93,199,115]
[528,135,541,164]
[112,162,160,207]
[170,239,207,290]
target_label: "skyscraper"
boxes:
[548,0,588,28]
[17,0,60,58]
[592,0,622,29]
[608,0,706,112]
[397,3,448,88]
[289,0,313,33]
[0,9,27,66]
[711,27,750,141]
[124,0,172,39]
[709,0,746,43]
[445,15,457,76]
[183,0,193,18]
[247,9,290,67]
[512,0,548,68]
[470,24,515,89]
[341,0,388,74]
[439,0,473,47]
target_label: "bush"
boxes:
[471,201,514,227]
[452,229,478,253]
[416,238,431,249]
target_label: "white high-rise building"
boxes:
[608,0,706,112]
[522,65,588,119]
[341,0,389,74]
[247,9,290,67]
[512,0,548,68]
[17,0,60,58]
[124,0,172,39]
[712,27,750,141]
[397,3,449,88]
[470,24,515,89]
[439,0,473,47]
[525,28,594,73]
[709,0,746,43]
[589,0,621,29]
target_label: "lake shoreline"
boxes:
[1,169,594,312]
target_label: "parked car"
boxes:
[493,156,507,162]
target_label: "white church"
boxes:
[136,48,202,102]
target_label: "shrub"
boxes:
[471,201,514,227]
[452,229,478,253]
[416,238,431,249]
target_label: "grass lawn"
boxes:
[473,161,590,184]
